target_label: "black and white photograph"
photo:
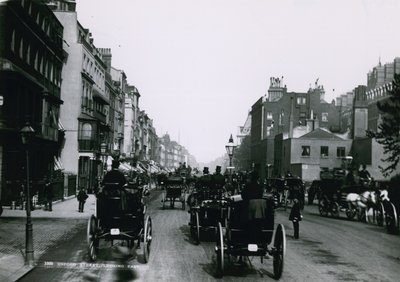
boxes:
[1,0,400,281]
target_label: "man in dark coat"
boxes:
[102,160,127,188]
[289,198,302,239]
[77,187,89,212]
[238,171,267,243]
[101,160,128,211]
[196,167,212,189]
[44,177,53,211]
[212,166,225,190]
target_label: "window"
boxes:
[301,146,310,156]
[11,30,15,52]
[40,57,43,74]
[266,111,273,120]
[321,146,329,158]
[26,45,30,64]
[19,38,24,58]
[337,147,345,158]
[297,97,306,105]
[81,123,92,139]
[34,52,38,70]
[322,112,328,122]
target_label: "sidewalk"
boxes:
[0,194,96,282]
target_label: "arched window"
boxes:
[26,45,30,64]
[34,52,38,70]
[19,37,24,58]
[40,56,43,74]
[81,123,92,139]
[10,30,15,52]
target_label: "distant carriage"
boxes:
[162,176,186,210]
[267,177,305,210]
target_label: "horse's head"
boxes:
[360,191,376,204]
[379,189,390,202]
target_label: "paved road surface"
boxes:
[18,190,400,281]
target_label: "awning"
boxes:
[54,156,64,171]
[119,162,132,173]
[138,162,148,172]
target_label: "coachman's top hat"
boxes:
[203,167,209,174]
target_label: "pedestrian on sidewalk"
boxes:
[289,198,302,239]
[77,188,89,212]
[44,177,53,211]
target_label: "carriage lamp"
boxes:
[225,134,236,170]
[20,122,35,265]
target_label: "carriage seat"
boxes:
[99,183,143,218]
[228,198,274,244]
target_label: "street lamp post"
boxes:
[20,122,35,265]
[225,134,237,174]
[100,142,107,176]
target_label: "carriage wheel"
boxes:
[215,222,224,278]
[194,211,200,245]
[87,215,98,261]
[143,216,152,263]
[376,203,385,227]
[318,201,328,217]
[346,203,356,220]
[386,202,399,234]
[273,223,286,280]
[331,202,340,218]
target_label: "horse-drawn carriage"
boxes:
[267,177,305,210]
[162,176,186,209]
[385,181,400,234]
[188,187,229,244]
[317,169,373,220]
[87,182,152,262]
[214,195,286,279]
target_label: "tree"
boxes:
[232,135,251,171]
[367,73,400,176]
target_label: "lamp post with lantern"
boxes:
[100,142,107,176]
[20,122,35,265]
[225,134,237,174]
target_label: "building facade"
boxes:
[54,3,110,192]
[0,0,66,204]
[250,77,340,179]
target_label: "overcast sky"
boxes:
[76,0,400,163]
